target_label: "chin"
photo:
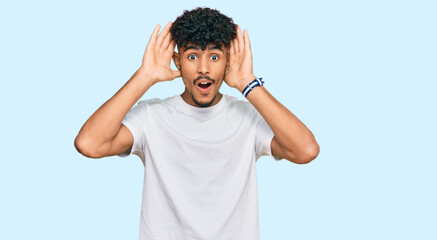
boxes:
[191,93,217,108]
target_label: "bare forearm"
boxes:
[245,86,319,159]
[75,22,180,157]
[75,68,154,149]
[224,25,318,161]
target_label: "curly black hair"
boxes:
[170,7,237,51]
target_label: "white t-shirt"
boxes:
[119,94,281,240]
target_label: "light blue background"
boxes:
[1,0,436,239]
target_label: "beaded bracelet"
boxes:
[242,77,264,98]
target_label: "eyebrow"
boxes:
[183,45,223,52]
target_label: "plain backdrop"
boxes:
[1,0,436,239]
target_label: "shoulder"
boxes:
[136,95,178,109]
[136,97,165,107]
[224,95,251,110]
[223,95,260,125]
[126,97,170,118]
[224,94,257,115]
[134,96,183,118]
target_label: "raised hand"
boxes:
[140,22,181,83]
[224,25,256,92]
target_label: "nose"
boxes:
[197,57,209,75]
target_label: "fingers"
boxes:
[156,22,172,48]
[168,40,176,52]
[229,41,234,55]
[233,25,250,54]
[236,24,244,52]
[233,25,240,53]
[232,38,238,53]
[148,24,160,44]
[162,29,173,50]
[243,29,252,57]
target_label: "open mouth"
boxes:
[198,82,212,89]
[195,77,214,93]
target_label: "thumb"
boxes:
[172,70,181,79]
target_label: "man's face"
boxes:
[173,43,229,108]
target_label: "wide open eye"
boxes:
[211,55,219,61]
[188,54,197,60]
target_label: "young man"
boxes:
[75,7,319,240]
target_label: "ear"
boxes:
[173,51,180,70]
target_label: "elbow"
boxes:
[299,143,320,164]
[286,143,320,164]
[74,136,104,159]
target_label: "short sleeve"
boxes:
[117,101,146,161]
[254,111,282,161]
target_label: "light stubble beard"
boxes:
[190,71,226,108]
[190,92,218,108]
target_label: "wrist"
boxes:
[235,75,256,92]
[241,77,264,98]
[137,67,159,85]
